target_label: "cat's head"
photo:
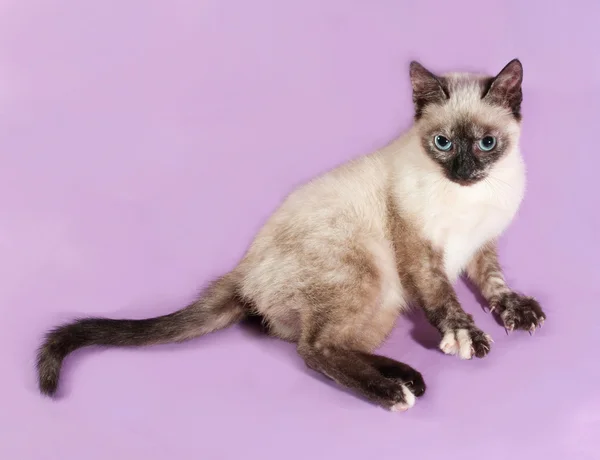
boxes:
[410,59,523,186]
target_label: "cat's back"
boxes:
[240,152,391,276]
[260,151,392,241]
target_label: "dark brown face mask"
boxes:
[410,59,523,185]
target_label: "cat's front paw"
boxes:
[439,326,492,360]
[491,292,546,333]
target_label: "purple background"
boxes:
[1,1,599,459]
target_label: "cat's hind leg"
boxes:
[298,343,424,411]
[295,275,424,411]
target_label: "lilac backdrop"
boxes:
[1,1,599,459]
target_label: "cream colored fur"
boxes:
[238,72,525,342]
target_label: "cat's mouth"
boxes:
[446,174,484,187]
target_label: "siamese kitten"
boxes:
[37,59,546,411]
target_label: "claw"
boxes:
[529,323,536,335]
[485,334,494,343]
[489,305,496,313]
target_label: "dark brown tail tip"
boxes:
[36,340,63,397]
[38,372,59,397]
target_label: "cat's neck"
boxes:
[384,126,526,257]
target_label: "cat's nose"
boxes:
[449,154,479,185]
[451,159,475,181]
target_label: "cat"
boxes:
[36,58,546,411]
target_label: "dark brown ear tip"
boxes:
[494,59,523,82]
[409,61,434,80]
[510,58,522,66]
[409,61,423,72]
[505,58,523,72]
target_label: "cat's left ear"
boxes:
[483,59,523,119]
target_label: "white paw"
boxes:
[390,385,416,412]
[440,331,459,355]
[439,329,473,359]
[456,329,473,360]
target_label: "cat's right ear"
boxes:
[482,59,523,120]
[409,61,449,119]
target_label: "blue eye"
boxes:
[479,136,496,151]
[434,135,452,151]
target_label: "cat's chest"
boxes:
[425,196,511,280]
[402,177,523,281]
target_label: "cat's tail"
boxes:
[36,272,246,397]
